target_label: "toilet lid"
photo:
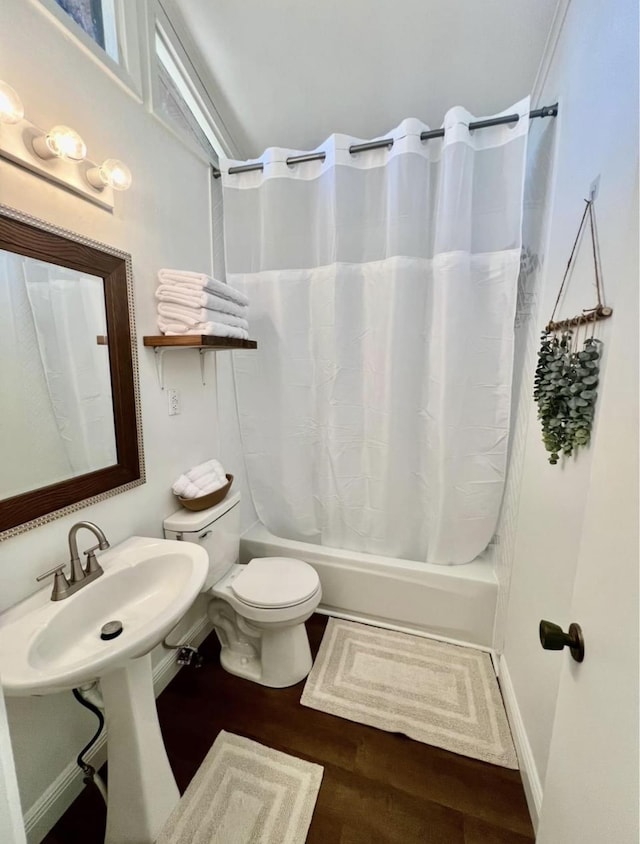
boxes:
[231,557,320,609]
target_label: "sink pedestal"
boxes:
[100,654,179,844]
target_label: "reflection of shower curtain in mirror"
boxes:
[0,251,115,498]
[0,252,71,498]
[22,265,115,474]
[222,99,530,565]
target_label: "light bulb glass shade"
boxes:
[40,125,87,161]
[0,81,24,124]
[87,158,132,191]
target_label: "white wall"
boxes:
[0,0,223,835]
[501,0,638,814]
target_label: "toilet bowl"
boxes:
[164,493,322,687]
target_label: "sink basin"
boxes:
[0,535,209,843]
[0,536,208,696]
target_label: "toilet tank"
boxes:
[163,491,241,591]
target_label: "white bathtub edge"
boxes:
[241,523,497,647]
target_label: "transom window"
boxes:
[155,26,224,163]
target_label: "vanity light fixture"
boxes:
[32,124,87,162]
[0,81,24,124]
[86,158,132,191]
[0,79,128,210]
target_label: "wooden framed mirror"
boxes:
[0,205,144,540]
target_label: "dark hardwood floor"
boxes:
[43,615,534,843]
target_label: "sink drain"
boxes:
[100,620,124,641]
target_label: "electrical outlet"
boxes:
[167,388,180,416]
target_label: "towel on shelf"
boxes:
[156,320,195,335]
[157,301,248,329]
[158,269,249,307]
[155,270,250,339]
[157,316,249,339]
[156,287,248,320]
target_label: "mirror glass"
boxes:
[0,249,117,499]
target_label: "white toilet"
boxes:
[164,492,322,687]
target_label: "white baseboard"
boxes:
[498,655,543,831]
[23,614,212,844]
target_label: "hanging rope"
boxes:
[546,198,612,333]
[588,199,605,309]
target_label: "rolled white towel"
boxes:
[186,460,222,482]
[156,289,248,319]
[157,315,249,340]
[192,462,225,479]
[191,470,226,490]
[196,474,227,494]
[158,269,249,307]
[180,480,215,499]
[172,475,227,499]
[173,460,226,497]
[172,474,197,497]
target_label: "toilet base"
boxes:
[208,598,314,688]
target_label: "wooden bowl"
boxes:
[177,474,233,512]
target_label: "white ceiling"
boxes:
[167,0,559,159]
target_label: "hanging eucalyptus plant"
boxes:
[533,197,610,464]
[533,330,601,464]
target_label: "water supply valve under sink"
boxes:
[177,645,203,668]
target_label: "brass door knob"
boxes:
[539,620,585,663]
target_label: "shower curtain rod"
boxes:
[212,103,558,178]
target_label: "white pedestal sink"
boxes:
[0,536,209,844]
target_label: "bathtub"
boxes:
[240,523,497,648]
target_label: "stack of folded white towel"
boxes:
[156,268,249,339]
[172,459,229,499]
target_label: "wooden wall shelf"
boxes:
[143,335,257,350]
[142,335,257,388]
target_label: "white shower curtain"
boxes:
[22,266,116,475]
[222,98,529,564]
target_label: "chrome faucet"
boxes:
[36,521,110,601]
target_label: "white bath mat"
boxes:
[156,731,323,844]
[301,618,518,769]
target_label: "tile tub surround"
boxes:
[43,615,534,843]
